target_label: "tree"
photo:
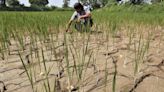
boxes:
[101,0,109,6]
[130,0,142,4]
[80,0,87,3]
[29,0,49,6]
[83,0,102,8]
[80,0,108,8]
[8,0,20,7]
[0,0,20,7]
[63,0,70,8]
[0,0,7,7]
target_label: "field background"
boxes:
[1,4,164,92]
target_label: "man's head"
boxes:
[74,3,84,12]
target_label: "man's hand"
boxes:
[66,20,72,32]
[77,17,81,22]
[66,28,69,32]
[79,16,83,19]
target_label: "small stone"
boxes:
[120,54,123,58]
[39,72,44,76]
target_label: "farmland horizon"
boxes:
[19,0,78,7]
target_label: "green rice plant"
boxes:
[127,27,135,50]
[69,42,79,80]
[133,31,143,75]
[156,26,164,53]
[0,26,10,60]
[140,29,152,61]
[79,33,91,80]
[111,56,117,92]
[64,33,71,92]
[18,51,35,92]
[109,21,118,49]
[17,33,25,50]
[133,29,152,75]
[67,31,94,91]
[41,48,51,92]
[104,56,108,92]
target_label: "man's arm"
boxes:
[79,12,91,19]
[66,12,77,32]
[66,20,73,32]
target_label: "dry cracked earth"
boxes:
[1,26,164,92]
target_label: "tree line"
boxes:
[0,0,163,11]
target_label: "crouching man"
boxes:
[66,3,93,32]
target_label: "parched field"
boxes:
[1,5,164,92]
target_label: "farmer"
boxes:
[66,2,93,32]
